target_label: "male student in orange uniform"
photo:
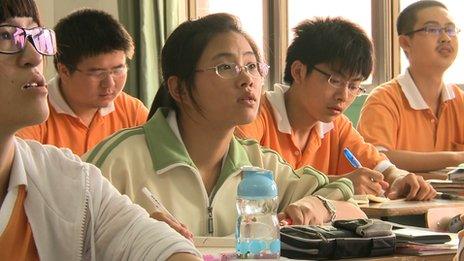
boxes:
[237,17,435,201]
[17,9,148,156]
[358,0,464,173]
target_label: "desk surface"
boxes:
[198,247,454,261]
[360,199,464,218]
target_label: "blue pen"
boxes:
[343,148,362,169]
[344,147,386,196]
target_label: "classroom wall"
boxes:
[35,0,119,79]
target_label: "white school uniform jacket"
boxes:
[84,108,355,237]
[5,138,199,261]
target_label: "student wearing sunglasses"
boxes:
[358,1,464,173]
[237,17,436,201]
[0,0,201,260]
[16,9,148,156]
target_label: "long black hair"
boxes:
[148,13,262,120]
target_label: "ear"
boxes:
[166,76,187,104]
[290,60,308,85]
[57,63,72,79]
[398,35,411,58]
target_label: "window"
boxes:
[192,0,388,89]
[399,0,464,84]
[195,0,264,56]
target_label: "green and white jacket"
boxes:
[85,108,354,236]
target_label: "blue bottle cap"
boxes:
[237,166,277,199]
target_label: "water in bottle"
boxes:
[235,167,280,259]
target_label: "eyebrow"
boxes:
[211,51,255,62]
[329,69,364,81]
[422,21,455,27]
[86,64,126,71]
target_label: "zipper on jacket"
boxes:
[207,206,214,235]
[77,169,90,260]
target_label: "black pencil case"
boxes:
[280,219,395,260]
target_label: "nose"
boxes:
[101,72,116,88]
[18,37,43,68]
[238,66,254,89]
[335,82,350,102]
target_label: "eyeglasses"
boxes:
[74,65,128,81]
[312,66,366,96]
[404,25,460,37]
[0,25,56,56]
[196,62,270,79]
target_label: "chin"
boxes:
[237,113,258,125]
[31,109,50,125]
[321,115,338,123]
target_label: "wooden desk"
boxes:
[360,199,464,218]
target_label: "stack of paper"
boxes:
[393,227,458,256]
[428,179,464,195]
[396,242,456,256]
[448,166,464,181]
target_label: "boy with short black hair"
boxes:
[237,17,435,200]
[358,1,464,172]
[17,8,148,156]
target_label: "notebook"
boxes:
[394,227,452,244]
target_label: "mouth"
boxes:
[99,92,115,98]
[21,75,46,90]
[437,44,453,54]
[327,106,343,114]
[238,93,258,106]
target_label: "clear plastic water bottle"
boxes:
[235,167,280,259]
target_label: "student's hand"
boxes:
[277,196,329,225]
[150,211,194,241]
[386,173,436,201]
[343,168,389,196]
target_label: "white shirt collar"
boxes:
[48,76,115,118]
[9,139,28,190]
[166,110,185,146]
[165,110,229,169]
[267,83,334,138]
[397,69,456,110]
[0,139,28,234]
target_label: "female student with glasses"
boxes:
[0,0,201,259]
[85,13,366,238]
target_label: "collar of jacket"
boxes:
[143,108,253,180]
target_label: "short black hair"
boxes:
[0,0,41,25]
[397,0,447,35]
[283,17,373,85]
[53,8,134,71]
[148,13,262,119]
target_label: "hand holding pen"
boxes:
[342,148,389,196]
[142,187,194,241]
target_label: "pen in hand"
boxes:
[142,187,194,240]
[343,147,387,196]
[343,148,362,169]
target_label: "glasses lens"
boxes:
[425,26,441,35]
[445,27,458,36]
[30,28,56,56]
[216,63,237,79]
[258,63,269,77]
[0,26,25,53]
